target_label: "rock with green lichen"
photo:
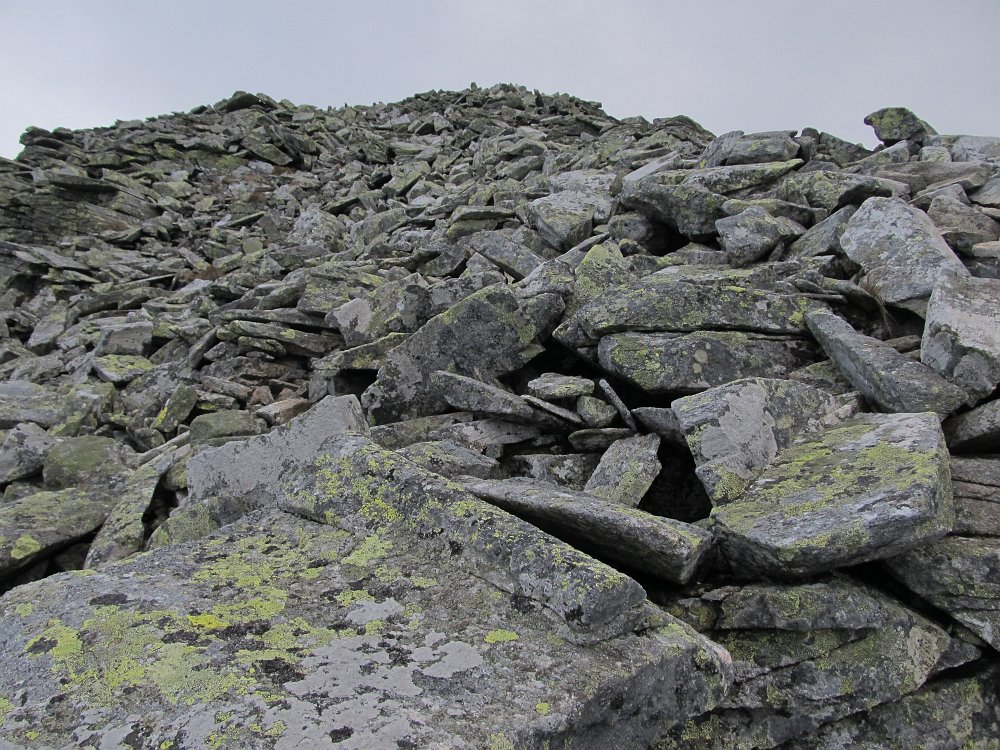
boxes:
[672,377,840,506]
[921,273,1000,403]
[0,380,110,434]
[582,433,661,506]
[330,272,432,347]
[599,331,818,395]
[576,395,618,428]
[505,452,601,490]
[91,354,155,384]
[777,169,901,211]
[526,372,594,400]
[431,370,536,422]
[463,476,713,584]
[525,190,609,251]
[619,179,729,236]
[362,285,563,423]
[865,106,937,145]
[42,434,135,491]
[0,507,732,749]
[657,578,960,750]
[885,535,1000,650]
[715,206,803,267]
[712,412,954,578]
[839,197,969,315]
[806,308,969,416]
[398,439,499,479]
[188,409,265,444]
[0,423,57,484]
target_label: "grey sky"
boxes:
[2,0,998,159]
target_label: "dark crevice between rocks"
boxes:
[0,530,98,596]
[638,441,712,524]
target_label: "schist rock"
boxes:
[0,90,998,748]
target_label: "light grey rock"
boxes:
[0,505,732,749]
[506,453,602,490]
[576,395,618,428]
[922,273,1000,403]
[631,407,687,447]
[950,456,1000,536]
[806,309,968,416]
[712,412,954,578]
[583,434,661,506]
[672,378,839,506]
[93,319,154,356]
[944,397,1000,452]
[786,204,856,258]
[0,423,56,484]
[619,179,729,236]
[599,331,818,395]
[568,427,636,451]
[928,194,1000,252]
[331,272,431,347]
[778,170,901,211]
[525,190,605,251]
[0,381,110,433]
[839,197,969,314]
[188,409,265,444]
[433,418,541,451]
[467,232,546,279]
[464,476,713,584]
[526,373,594,400]
[42,435,135,491]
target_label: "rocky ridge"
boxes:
[0,85,998,748]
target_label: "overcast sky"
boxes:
[2,0,998,159]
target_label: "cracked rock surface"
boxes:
[1,87,999,748]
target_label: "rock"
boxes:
[583,434,661,506]
[42,435,135,491]
[806,309,969,416]
[526,372,594,400]
[569,427,636,451]
[715,207,803,266]
[93,319,154,356]
[331,272,431,347]
[431,370,536,422]
[599,331,818,395]
[0,381,109,433]
[0,506,731,749]
[922,273,1000,403]
[950,457,1000,536]
[886,536,1000,650]
[839,197,969,314]
[397,439,499,479]
[256,397,311,426]
[467,231,545,279]
[363,285,563,423]
[92,353,155,384]
[787,204,856,258]
[464,477,713,584]
[0,423,57,484]
[778,170,900,211]
[927,194,1000,252]
[620,180,729,237]
[672,378,839,505]
[506,453,602,490]
[576,395,619,428]
[188,409,265,444]
[525,191,605,251]
[712,412,954,578]
[865,107,936,145]
[944,398,1000,452]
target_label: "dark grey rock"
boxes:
[864,107,936,145]
[944,397,1000,452]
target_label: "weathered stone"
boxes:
[0,423,56,484]
[620,180,729,236]
[712,412,954,578]
[928,194,1000,252]
[526,372,594,400]
[715,207,803,266]
[0,381,110,433]
[43,435,135,491]
[922,273,1000,403]
[576,395,619,428]
[806,309,969,416]
[93,319,154,356]
[568,427,636,451]
[397,439,499,479]
[672,378,839,505]
[363,285,563,423]
[506,453,602,490]
[467,232,545,279]
[865,106,936,145]
[839,197,969,314]
[331,272,431,347]
[583,434,661,506]
[465,477,713,584]
[786,204,856,258]
[944,397,1000,452]
[599,331,818,395]
[188,409,265,444]
[525,191,605,250]
[778,170,900,211]
[950,457,1000,536]
[431,370,536,422]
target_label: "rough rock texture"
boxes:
[0,91,998,747]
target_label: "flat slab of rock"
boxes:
[599,331,817,395]
[922,273,1000,403]
[806,309,968,416]
[712,412,954,578]
[672,378,838,505]
[839,197,969,314]
[431,370,535,422]
[0,381,108,433]
[944,397,1000,452]
[0,507,732,749]
[464,476,713,584]
[526,373,594,400]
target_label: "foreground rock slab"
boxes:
[712,412,954,577]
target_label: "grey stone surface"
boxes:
[922,273,1000,403]
[839,197,969,314]
[0,423,57,484]
[944,397,1000,452]
[712,412,954,578]
[806,309,969,416]
[583,433,661,506]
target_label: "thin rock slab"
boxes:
[599,331,818,395]
[711,412,954,578]
[463,476,713,585]
[806,309,968,417]
[397,439,499,479]
[839,197,969,315]
[0,508,733,750]
[944,397,1000,452]
[431,370,536,422]
[885,535,1000,650]
[526,373,594,400]
[921,273,1000,403]
[672,378,839,506]
[583,433,661,506]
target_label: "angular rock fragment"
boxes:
[583,433,661,506]
[464,477,713,584]
[672,378,839,505]
[715,207,802,266]
[944,397,1000,452]
[0,423,56,484]
[526,372,594,400]
[712,412,954,577]
[922,273,1000,403]
[839,197,969,314]
[431,370,536,422]
[865,106,936,145]
[806,309,968,416]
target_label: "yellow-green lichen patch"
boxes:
[11,534,43,561]
[14,603,34,617]
[535,702,550,716]
[343,533,393,567]
[485,629,520,644]
[488,732,517,750]
[0,696,13,727]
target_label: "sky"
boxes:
[1,0,999,159]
